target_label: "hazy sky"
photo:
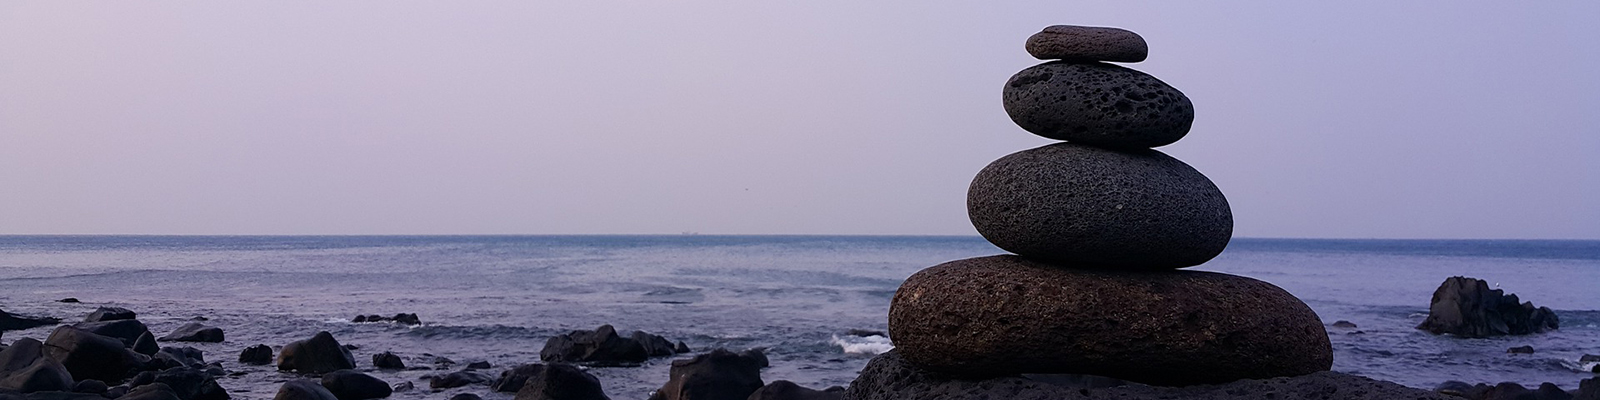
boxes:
[2,2,1597,238]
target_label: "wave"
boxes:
[831,334,893,355]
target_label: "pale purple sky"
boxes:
[2,2,1596,238]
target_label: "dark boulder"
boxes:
[748,381,842,400]
[509,364,608,400]
[843,350,1451,400]
[150,367,228,400]
[132,332,159,356]
[1002,61,1192,148]
[239,345,273,365]
[55,299,78,304]
[540,325,647,365]
[41,325,148,383]
[0,339,74,394]
[370,352,402,370]
[0,310,59,332]
[675,342,690,354]
[154,347,205,369]
[120,383,183,400]
[1577,379,1597,400]
[320,370,391,400]
[632,332,678,357]
[68,380,105,395]
[738,349,767,369]
[1508,345,1535,354]
[1024,25,1148,63]
[350,314,420,326]
[430,371,491,389]
[448,395,482,400]
[69,320,150,348]
[277,332,355,374]
[466,361,491,370]
[888,255,1331,385]
[647,349,764,400]
[274,380,337,400]
[159,323,223,343]
[1417,276,1559,337]
[967,143,1231,269]
[82,308,135,323]
[1331,321,1358,329]
[389,382,413,393]
[492,364,545,393]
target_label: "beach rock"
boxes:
[150,367,228,400]
[647,349,764,400]
[748,381,843,400]
[967,143,1231,268]
[0,310,59,332]
[40,325,148,383]
[0,339,74,393]
[154,347,205,369]
[121,383,184,400]
[1002,62,1193,148]
[888,255,1330,385]
[55,299,78,304]
[82,308,135,323]
[1508,345,1535,354]
[1025,25,1147,63]
[492,364,546,393]
[843,350,1450,400]
[371,352,403,370]
[132,332,159,356]
[1578,379,1598,400]
[448,395,482,400]
[541,325,648,365]
[738,349,768,369]
[466,361,491,370]
[632,331,679,357]
[68,380,105,394]
[430,371,492,389]
[390,382,412,393]
[510,364,608,400]
[274,380,337,400]
[277,332,356,374]
[69,320,149,348]
[239,345,273,365]
[1417,276,1559,337]
[675,342,690,353]
[1331,321,1358,329]
[350,314,420,326]
[159,323,223,343]
[320,370,391,400]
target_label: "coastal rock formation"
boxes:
[888,255,1331,384]
[132,332,159,356]
[967,143,1231,268]
[1435,379,1598,400]
[509,364,609,400]
[1416,276,1558,337]
[371,352,403,370]
[542,325,682,365]
[1002,62,1193,148]
[159,323,223,343]
[41,325,149,383]
[1025,25,1148,62]
[843,351,1450,400]
[239,345,273,365]
[149,367,228,400]
[320,370,391,400]
[70,320,151,348]
[0,339,74,394]
[274,380,337,400]
[123,383,185,400]
[647,349,765,400]
[350,314,420,326]
[277,331,356,374]
[429,370,492,389]
[83,308,136,323]
[748,381,843,400]
[0,310,58,333]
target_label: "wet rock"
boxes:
[68,380,105,395]
[350,314,420,326]
[511,364,608,400]
[843,350,1450,400]
[1435,381,1478,398]
[277,332,355,374]
[371,352,403,370]
[739,349,768,369]
[150,367,228,400]
[1417,276,1559,337]
[1002,62,1193,148]
[647,349,764,400]
[540,325,647,365]
[748,381,843,400]
[389,382,412,393]
[320,370,390,400]
[274,380,337,400]
[154,347,206,369]
[1331,321,1358,329]
[105,385,130,399]
[0,339,74,393]
[1581,354,1600,363]
[1025,25,1148,63]
[429,371,491,389]
[0,310,60,332]
[844,330,885,338]
[1507,345,1535,354]
[239,345,273,365]
[448,395,482,400]
[967,143,1231,268]
[1577,379,1598,400]
[132,332,159,356]
[69,320,149,348]
[55,299,78,304]
[674,342,690,354]
[391,314,420,326]
[159,323,223,343]
[121,383,184,400]
[82,308,135,323]
[888,255,1331,385]
[465,361,491,370]
[632,332,678,357]
[41,325,149,383]
[492,364,545,393]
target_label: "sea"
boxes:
[1,236,1596,399]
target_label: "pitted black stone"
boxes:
[1003,61,1193,148]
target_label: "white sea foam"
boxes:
[831,334,894,355]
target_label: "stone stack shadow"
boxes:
[851,25,1335,394]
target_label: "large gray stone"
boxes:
[888,256,1331,385]
[277,332,355,374]
[1025,25,1147,62]
[1003,61,1193,148]
[967,143,1231,268]
[842,351,1448,400]
[41,326,149,383]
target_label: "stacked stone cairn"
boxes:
[883,25,1334,387]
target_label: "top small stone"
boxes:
[1026,25,1147,62]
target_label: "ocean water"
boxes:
[1,236,1597,399]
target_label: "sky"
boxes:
[1,2,1597,238]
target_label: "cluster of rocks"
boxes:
[854,25,1335,396]
[0,307,229,400]
[1417,276,1559,337]
[1436,379,1598,400]
[350,314,420,326]
[540,324,690,366]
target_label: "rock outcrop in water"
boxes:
[648,349,766,400]
[541,325,686,366]
[1435,378,1599,400]
[159,323,224,343]
[1416,276,1558,337]
[83,307,136,323]
[503,363,609,400]
[42,325,149,383]
[0,309,58,333]
[320,370,391,400]
[748,381,843,400]
[0,338,75,394]
[277,331,356,374]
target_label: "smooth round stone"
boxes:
[1026,25,1148,62]
[967,143,1231,269]
[888,255,1333,385]
[1003,61,1193,148]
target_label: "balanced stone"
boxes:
[1003,61,1193,148]
[1025,25,1148,62]
[968,143,1231,269]
[888,255,1332,385]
